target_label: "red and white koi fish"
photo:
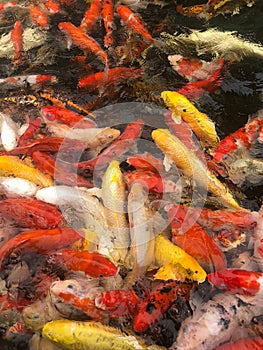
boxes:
[168,55,223,82]
[102,0,115,47]
[44,0,60,14]
[58,22,108,64]
[78,67,143,95]
[0,112,19,151]
[0,75,57,89]
[0,177,38,198]
[212,117,263,164]
[177,58,227,100]
[11,20,25,66]
[116,5,154,43]
[127,152,165,173]
[80,0,103,31]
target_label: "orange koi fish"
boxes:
[28,4,49,27]
[0,228,81,270]
[74,119,143,173]
[58,22,108,64]
[127,152,165,173]
[95,289,142,318]
[78,67,142,94]
[11,20,25,66]
[168,204,226,272]
[80,0,103,31]
[0,198,62,229]
[32,151,94,188]
[102,0,115,47]
[41,105,96,127]
[44,0,60,14]
[208,268,263,297]
[18,117,42,146]
[116,5,154,43]
[46,249,118,278]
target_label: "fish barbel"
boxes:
[152,128,247,211]
[161,91,219,148]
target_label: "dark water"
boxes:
[0,0,263,349]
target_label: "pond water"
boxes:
[0,0,263,349]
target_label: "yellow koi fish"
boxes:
[42,320,165,350]
[101,160,130,265]
[155,235,207,283]
[152,128,247,211]
[0,155,53,187]
[161,91,219,148]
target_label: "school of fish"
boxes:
[0,0,262,350]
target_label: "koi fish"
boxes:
[168,204,227,272]
[161,91,219,148]
[171,293,262,350]
[78,67,143,95]
[95,289,141,318]
[124,181,155,283]
[155,235,207,283]
[0,112,19,151]
[208,268,263,297]
[32,151,94,188]
[0,75,57,89]
[133,282,191,333]
[28,4,49,27]
[50,279,106,320]
[46,249,118,278]
[0,155,53,187]
[0,227,81,270]
[0,177,38,197]
[102,0,115,47]
[212,117,263,163]
[152,129,246,211]
[6,137,86,156]
[127,152,165,173]
[18,117,42,146]
[0,198,62,229]
[101,160,129,265]
[44,0,60,14]
[168,55,221,82]
[42,319,165,349]
[116,5,154,43]
[41,105,96,127]
[0,2,17,12]
[29,333,61,350]
[47,123,120,150]
[177,59,226,100]
[74,119,143,173]
[165,111,204,162]
[58,22,108,64]
[80,0,103,31]
[215,336,263,350]
[11,20,25,66]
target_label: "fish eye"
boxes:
[98,274,104,277]
[67,284,74,289]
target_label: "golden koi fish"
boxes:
[152,128,247,211]
[101,160,130,265]
[161,91,219,148]
[155,235,207,283]
[42,319,165,350]
[0,155,53,187]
